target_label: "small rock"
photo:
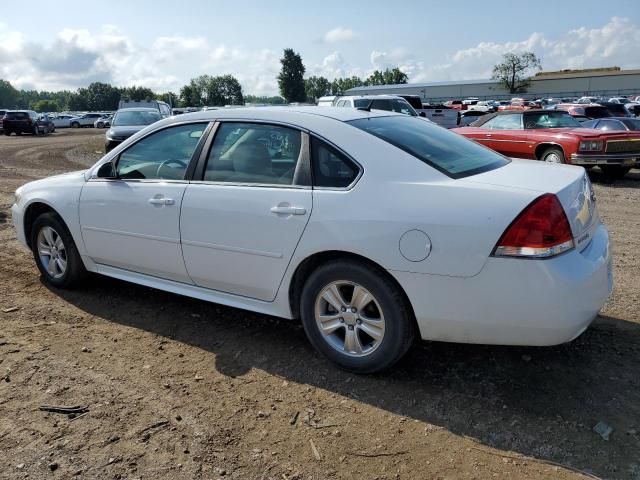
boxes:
[626,429,637,435]
[593,421,613,440]
[194,375,203,381]
[521,354,532,362]
[2,306,20,313]
[108,457,115,464]
[81,346,91,353]
[214,467,226,476]
[502,457,509,463]
[175,414,182,421]
[49,462,59,471]
[16,463,25,469]
[163,383,171,389]
[178,353,184,358]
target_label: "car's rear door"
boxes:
[79,122,210,283]
[180,121,312,302]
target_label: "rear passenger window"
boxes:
[311,137,359,188]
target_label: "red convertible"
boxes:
[452,110,640,177]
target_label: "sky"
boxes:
[1,0,639,95]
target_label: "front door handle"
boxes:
[148,197,175,206]
[270,204,306,215]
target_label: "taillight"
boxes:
[493,194,574,258]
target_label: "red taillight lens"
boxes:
[493,193,574,258]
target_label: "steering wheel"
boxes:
[156,159,188,178]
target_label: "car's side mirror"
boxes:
[96,161,118,179]
[419,112,426,117]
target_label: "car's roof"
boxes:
[154,106,401,129]
[338,95,406,101]
[116,107,161,112]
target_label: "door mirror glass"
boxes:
[96,161,117,179]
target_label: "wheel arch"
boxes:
[287,250,417,325]
[534,142,566,160]
[23,201,61,249]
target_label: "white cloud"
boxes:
[323,27,357,43]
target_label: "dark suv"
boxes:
[0,109,6,133]
[2,110,47,136]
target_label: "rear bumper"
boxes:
[571,152,640,166]
[392,222,612,346]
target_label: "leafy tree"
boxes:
[179,75,244,107]
[32,99,59,112]
[244,95,286,105]
[121,85,155,101]
[68,92,89,111]
[156,91,179,107]
[330,76,364,95]
[0,79,19,108]
[305,76,331,102]
[277,48,306,103]
[491,52,542,94]
[365,68,408,86]
[84,82,121,111]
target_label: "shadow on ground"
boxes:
[47,275,640,479]
[588,167,640,187]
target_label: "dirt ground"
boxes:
[0,129,639,480]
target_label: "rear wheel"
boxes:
[541,147,565,164]
[300,260,415,373]
[30,212,87,289]
[601,165,631,179]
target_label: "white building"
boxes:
[345,67,640,102]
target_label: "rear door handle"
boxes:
[148,197,175,206]
[270,204,306,215]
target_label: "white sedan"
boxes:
[11,107,612,373]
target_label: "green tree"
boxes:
[330,76,364,95]
[277,48,306,103]
[179,75,244,107]
[156,91,179,107]
[491,52,542,94]
[304,76,331,102]
[0,79,19,108]
[245,95,286,105]
[121,85,155,101]
[84,82,122,111]
[32,99,59,112]
[68,92,89,111]
[365,67,408,86]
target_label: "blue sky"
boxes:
[1,0,639,94]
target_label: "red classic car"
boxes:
[452,110,640,177]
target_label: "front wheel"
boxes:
[541,147,565,164]
[300,260,415,373]
[30,212,87,289]
[71,122,80,128]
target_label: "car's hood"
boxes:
[107,125,147,138]
[19,170,87,193]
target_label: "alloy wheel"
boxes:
[37,226,67,279]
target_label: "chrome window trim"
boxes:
[308,134,363,191]
[188,180,311,190]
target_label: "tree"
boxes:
[277,48,306,103]
[365,67,408,86]
[84,82,121,111]
[179,75,244,107]
[0,79,19,108]
[32,99,59,112]
[68,92,89,111]
[304,76,331,102]
[121,85,155,101]
[244,95,286,105]
[330,76,364,95]
[156,91,178,107]
[491,52,542,94]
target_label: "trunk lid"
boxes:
[464,160,599,251]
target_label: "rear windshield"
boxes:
[113,110,161,126]
[603,104,627,114]
[348,116,509,178]
[584,107,611,118]
[401,96,424,109]
[5,112,29,119]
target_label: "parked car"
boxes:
[317,96,337,107]
[39,114,56,133]
[576,96,604,104]
[598,102,632,118]
[51,114,75,128]
[70,113,105,128]
[2,110,47,136]
[11,107,612,373]
[467,101,495,113]
[581,117,640,132]
[118,99,171,118]
[94,114,112,128]
[419,104,459,128]
[458,110,488,126]
[498,99,536,111]
[556,104,612,120]
[0,109,6,133]
[607,97,631,104]
[105,108,162,152]
[444,100,465,110]
[334,95,423,117]
[452,110,640,177]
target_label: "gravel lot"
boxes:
[0,130,639,480]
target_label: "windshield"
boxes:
[524,112,582,129]
[348,115,508,178]
[622,119,640,130]
[113,110,161,127]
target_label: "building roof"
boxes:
[346,78,497,92]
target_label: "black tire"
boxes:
[300,259,415,373]
[16,131,22,136]
[4,131,10,136]
[601,165,631,179]
[71,122,80,128]
[30,212,87,289]
[540,146,565,164]
[33,125,40,136]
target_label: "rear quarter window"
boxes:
[348,115,508,178]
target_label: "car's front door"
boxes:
[79,122,209,283]
[180,122,312,301]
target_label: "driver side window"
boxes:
[117,123,207,180]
